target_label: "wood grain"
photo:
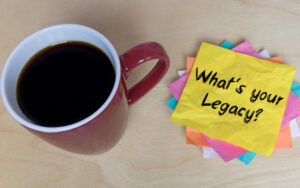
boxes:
[1,0,300,187]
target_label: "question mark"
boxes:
[254,109,263,121]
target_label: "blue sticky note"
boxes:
[167,40,257,165]
[291,81,300,97]
[238,151,257,165]
[220,40,235,49]
[166,96,178,110]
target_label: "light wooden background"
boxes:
[1,0,300,187]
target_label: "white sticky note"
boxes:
[290,119,300,138]
[203,147,219,158]
[178,70,186,77]
[259,49,270,58]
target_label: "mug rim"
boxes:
[0,24,121,133]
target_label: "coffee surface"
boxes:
[17,41,115,127]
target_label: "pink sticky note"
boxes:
[167,74,189,100]
[231,40,261,58]
[202,134,248,162]
[281,92,300,128]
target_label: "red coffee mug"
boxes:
[0,24,169,154]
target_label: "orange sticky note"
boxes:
[186,57,195,74]
[267,56,282,64]
[275,124,292,149]
[187,125,292,149]
[186,127,210,147]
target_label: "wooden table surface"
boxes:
[1,0,300,187]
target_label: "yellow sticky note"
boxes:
[170,42,296,156]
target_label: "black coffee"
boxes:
[17,41,115,127]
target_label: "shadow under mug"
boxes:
[0,24,170,154]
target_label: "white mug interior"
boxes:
[0,24,121,133]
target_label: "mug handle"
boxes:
[119,42,170,105]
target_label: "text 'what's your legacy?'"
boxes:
[196,68,284,123]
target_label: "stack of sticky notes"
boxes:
[167,40,300,165]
